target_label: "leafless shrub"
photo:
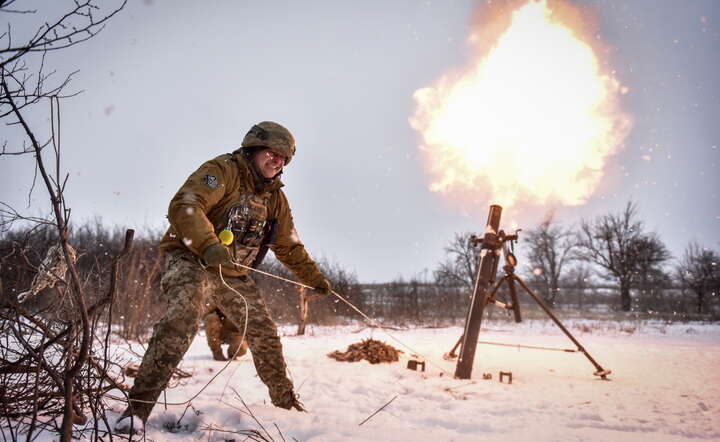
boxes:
[434,232,479,293]
[522,211,576,306]
[0,231,134,440]
[71,222,164,340]
[256,255,364,326]
[1,222,165,340]
[562,264,593,311]
[361,273,467,327]
[676,242,720,314]
[1,2,127,439]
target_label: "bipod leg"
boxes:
[512,276,611,379]
[446,279,504,360]
[485,277,505,305]
[486,276,521,321]
[506,276,522,323]
[444,335,463,360]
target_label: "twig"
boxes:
[358,395,398,426]
[273,422,286,442]
[232,389,274,442]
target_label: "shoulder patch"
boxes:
[202,174,219,188]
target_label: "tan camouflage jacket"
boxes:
[159,152,325,287]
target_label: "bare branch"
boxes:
[523,211,577,306]
[0,1,128,69]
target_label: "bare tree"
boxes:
[434,232,480,293]
[563,264,592,311]
[632,233,672,312]
[576,202,670,311]
[676,242,720,314]
[0,2,127,440]
[523,211,576,306]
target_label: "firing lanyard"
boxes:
[224,258,455,376]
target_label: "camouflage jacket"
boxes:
[159,152,325,287]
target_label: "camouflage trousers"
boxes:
[125,249,294,421]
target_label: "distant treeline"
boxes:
[1,204,718,340]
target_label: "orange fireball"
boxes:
[410,0,631,207]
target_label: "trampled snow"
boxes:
[17,320,720,441]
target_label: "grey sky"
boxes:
[1,0,718,282]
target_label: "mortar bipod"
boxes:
[445,237,612,380]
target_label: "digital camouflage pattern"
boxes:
[204,299,248,360]
[124,249,297,421]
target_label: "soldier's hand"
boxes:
[202,243,233,267]
[309,279,332,300]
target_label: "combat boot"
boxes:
[273,391,306,412]
[289,396,306,412]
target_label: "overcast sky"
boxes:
[1,0,718,282]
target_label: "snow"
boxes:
[11,320,720,441]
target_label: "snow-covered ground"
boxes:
[20,320,720,441]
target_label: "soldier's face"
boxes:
[253,148,286,178]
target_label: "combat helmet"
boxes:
[241,121,296,165]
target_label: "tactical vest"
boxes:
[222,194,269,269]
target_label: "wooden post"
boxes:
[297,286,309,335]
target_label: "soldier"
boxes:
[115,122,332,434]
